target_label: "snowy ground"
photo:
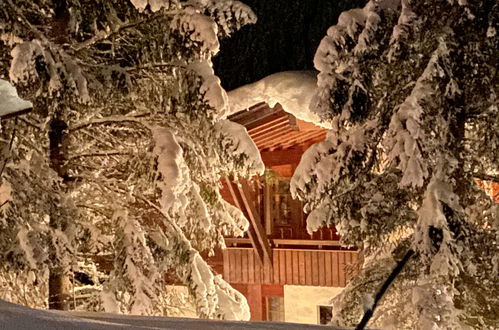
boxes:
[0,299,351,329]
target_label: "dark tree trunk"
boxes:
[47,117,71,310]
[48,269,71,310]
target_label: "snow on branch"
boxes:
[130,0,178,13]
[9,41,90,103]
[171,8,220,56]
[196,0,257,38]
[140,196,250,320]
[188,61,229,116]
[0,79,32,117]
[215,120,264,175]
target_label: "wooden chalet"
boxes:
[212,103,359,324]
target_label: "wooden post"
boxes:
[264,177,273,236]
[225,178,273,267]
[237,178,273,266]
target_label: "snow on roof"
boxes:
[0,79,32,117]
[0,299,352,329]
[226,71,331,129]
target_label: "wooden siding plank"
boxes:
[332,252,339,287]
[241,249,248,283]
[338,252,346,287]
[312,251,319,286]
[248,249,255,284]
[325,251,332,286]
[298,251,306,285]
[223,249,230,281]
[318,251,326,286]
[346,252,355,283]
[255,250,261,284]
[264,256,272,284]
[273,251,280,284]
[234,249,242,283]
[228,250,235,283]
[292,251,299,285]
[286,251,293,285]
[305,251,312,285]
[279,250,286,285]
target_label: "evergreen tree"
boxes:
[0,0,259,319]
[291,0,498,328]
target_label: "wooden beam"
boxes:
[277,130,326,150]
[224,178,266,265]
[252,128,295,147]
[260,148,303,167]
[236,178,273,266]
[248,115,289,134]
[252,127,294,145]
[258,131,302,150]
[232,106,288,131]
[249,119,290,139]
[224,177,243,210]
[224,237,342,247]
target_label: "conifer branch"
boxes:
[355,249,415,330]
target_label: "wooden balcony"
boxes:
[224,237,341,248]
[223,247,358,287]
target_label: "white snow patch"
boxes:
[0,298,353,329]
[227,71,330,128]
[171,8,220,54]
[188,61,228,115]
[152,127,191,214]
[0,79,32,116]
[306,201,332,234]
[215,119,264,175]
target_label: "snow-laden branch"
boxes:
[71,10,180,52]
[139,195,250,321]
[69,115,149,132]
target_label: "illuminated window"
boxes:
[267,296,285,322]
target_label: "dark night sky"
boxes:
[213,0,367,90]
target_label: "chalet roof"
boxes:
[228,102,326,152]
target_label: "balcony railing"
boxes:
[223,247,358,287]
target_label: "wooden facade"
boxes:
[223,248,358,287]
[216,103,358,322]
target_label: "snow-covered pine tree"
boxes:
[0,0,259,319]
[291,0,498,328]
